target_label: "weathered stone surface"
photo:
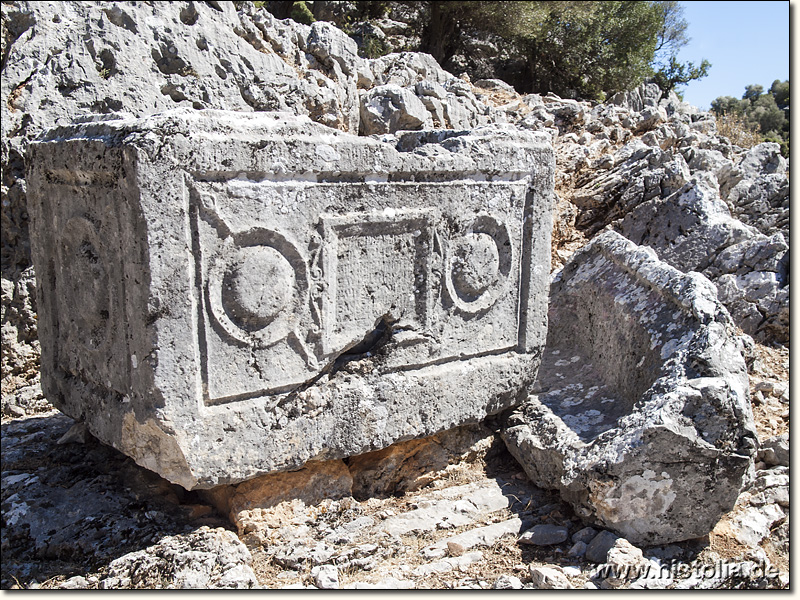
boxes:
[609,82,662,113]
[100,527,259,589]
[203,459,354,535]
[598,538,649,589]
[378,480,514,538]
[359,84,432,134]
[757,434,789,467]
[348,423,494,499]
[27,108,554,489]
[615,173,789,344]
[311,564,340,589]
[422,518,523,559]
[412,551,484,578]
[502,231,757,545]
[493,574,524,589]
[528,565,573,589]
[617,174,754,273]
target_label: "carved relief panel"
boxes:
[191,177,529,406]
[38,162,131,396]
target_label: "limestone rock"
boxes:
[757,434,789,467]
[422,518,523,559]
[737,142,786,178]
[615,174,789,343]
[100,527,259,589]
[203,459,354,534]
[311,564,340,589]
[412,551,484,577]
[617,174,754,274]
[716,271,789,344]
[348,423,494,498]
[359,84,432,134]
[726,174,789,239]
[369,52,453,87]
[572,141,691,234]
[1,266,40,393]
[518,524,569,546]
[599,538,649,589]
[528,565,573,589]
[502,231,757,545]
[609,82,662,113]
[493,574,524,589]
[27,109,554,489]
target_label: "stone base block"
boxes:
[27,109,554,489]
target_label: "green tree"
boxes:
[710,95,747,116]
[649,1,709,95]
[743,84,764,103]
[749,94,785,135]
[416,1,667,100]
[770,79,789,109]
[711,81,790,157]
[651,56,710,95]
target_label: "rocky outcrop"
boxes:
[0,1,790,587]
[98,527,259,589]
[502,231,758,545]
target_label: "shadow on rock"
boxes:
[1,411,229,588]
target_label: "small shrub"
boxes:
[716,112,762,149]
[290,1,314,25]
[359,35,390,59]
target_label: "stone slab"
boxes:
[502,231,757,545]
[27,108,554,489]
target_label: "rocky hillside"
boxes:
[1,1,789,589]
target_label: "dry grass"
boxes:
[715,112,762,149]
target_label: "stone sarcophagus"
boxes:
[27,109,554,489]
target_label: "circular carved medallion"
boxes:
[208,230,306,347]
[444,214,513,314]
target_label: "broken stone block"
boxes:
[528,566,573,589]
[27,108,554,490]
[502,230,757,545]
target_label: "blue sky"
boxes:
[673,1,790,110]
